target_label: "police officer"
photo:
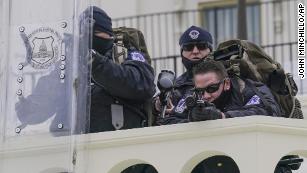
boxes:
[167,60,281,124]
[154,25,213,117]
[90,6,155,133]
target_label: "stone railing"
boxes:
[0,116,307,173]
[298,95,307,115]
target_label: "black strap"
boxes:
[244,79,273,116]
[144,99,153,126]
[231,76,245,105]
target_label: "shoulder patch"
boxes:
[128,51,146,62]
[245,95,261,106]
[175,98,187,113]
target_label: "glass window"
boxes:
[203,4,261,46]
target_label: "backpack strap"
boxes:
[231,76,245,105]
[144,99,153,126]
[113,30,127,64]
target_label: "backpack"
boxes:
[112,27,154,126]
[112,27,151,65]
[210,39,303,119]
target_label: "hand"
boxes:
[91,49,110,62]
[154,97,174,115]
[156,116,189,125]
[190,103,223,122]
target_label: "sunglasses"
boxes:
[182,42,209,51]
[195,79,225,94]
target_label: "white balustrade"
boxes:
[0,116,307,173]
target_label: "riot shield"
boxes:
[0,0,93,172]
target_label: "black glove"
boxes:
[91,49,110,63]
[275,155,303,173]
[190,102,223,122]
[274,166,292,173]
[156,116,189,125]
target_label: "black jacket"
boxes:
[171,71,194,106]
[153,70,192,111]
[152,70,194,120]
[90,50,156,133]
[221,78,282,118]
[162,77,281,124]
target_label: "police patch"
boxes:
[189,30,200,39]
[129,51,146,62]
[245,95,261,106]
[22,27,62,69]
[175,98,186,113]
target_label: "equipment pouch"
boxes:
[111,104,124,130]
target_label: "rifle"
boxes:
[157,70,175,118]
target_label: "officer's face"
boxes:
[94,30,112,39]
[182,43,211,61]
[194,72,230,103]
[92,30,114,55]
